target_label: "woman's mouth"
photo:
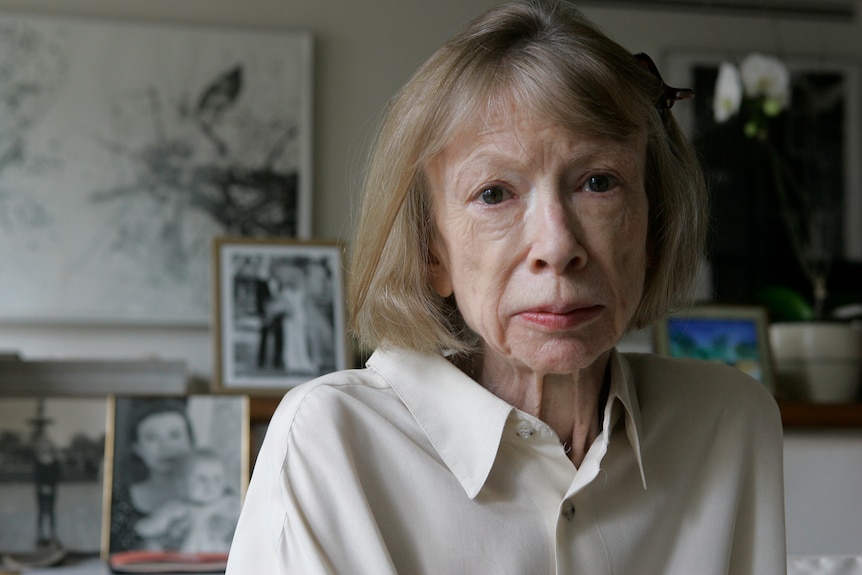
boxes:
[516,305,603,330]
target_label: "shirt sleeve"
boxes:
[728,380,787,575]
[623,353,788,575]
[226,381,400,575]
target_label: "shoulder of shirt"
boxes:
[269,365,391,422]
[620,352,780,421]
[261,366,403,456]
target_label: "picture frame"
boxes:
[0,397,107,557]
[102,395,249,570]
[653,305,776,393]
[212,237,348,394]
[0,12,314,325]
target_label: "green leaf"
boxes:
[755,285,814,322]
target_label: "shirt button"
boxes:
[562,500,576,521]
[515,422,534,439]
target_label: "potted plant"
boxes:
[713,54,861,402]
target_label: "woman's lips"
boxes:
[516,305,603,330]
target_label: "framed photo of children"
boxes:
[212,236,348,394]
[653,305,776,394]
[102,395,249,570]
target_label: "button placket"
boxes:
[561,499,576,521]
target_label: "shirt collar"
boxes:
[367,347,512,499]
[367,347,647,498]
[607,348,647,488]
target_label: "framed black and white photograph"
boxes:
[103,395,248,569]
[663,51,861,303]
[0,12,313,325]
[212,237,347,394]
[654,305,776,393]
[0,397,107,559]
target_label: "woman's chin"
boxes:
[498,337,613,378]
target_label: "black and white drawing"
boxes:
[0,13,313,324]
[105,395,247,557]
[0,397,107,554]
[213,237,347,393]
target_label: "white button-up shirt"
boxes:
[227,347,786,574]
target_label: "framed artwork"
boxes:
[0,397,107,558]
[663,51,862,301]
[653,305,776,393]
[102,395,248,570]
[212,237,347,394]
[0,12,313,325]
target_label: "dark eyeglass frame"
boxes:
[634,52,695,110]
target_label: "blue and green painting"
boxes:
[666,317,765,382]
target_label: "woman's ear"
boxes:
[428,246,453,298]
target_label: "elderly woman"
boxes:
[227,1,786,573]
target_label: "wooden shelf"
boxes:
[250,396,281,424]
[778,400,862,429]
[251,397,862,429]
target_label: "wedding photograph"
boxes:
[212,237,347,393]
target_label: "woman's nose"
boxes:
[527,192,587,274]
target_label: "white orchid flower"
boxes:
[740,53,791,111]
[713,62,743,123]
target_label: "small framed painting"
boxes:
[653,305,776,393]
[102,395,249,572]
[212,236,348,394]
[0,397,107,561]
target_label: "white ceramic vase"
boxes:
[769,322,862,403]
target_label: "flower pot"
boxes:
[768,322,862,403]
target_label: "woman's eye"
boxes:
[585,174,617,193]
[479,186,509,205]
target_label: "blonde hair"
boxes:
[349,0,707,355]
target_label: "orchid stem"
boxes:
[764,141,830,320]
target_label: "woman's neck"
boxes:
[476,352,609,467]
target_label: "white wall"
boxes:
[784,431,862,555]
[0,0,860,557]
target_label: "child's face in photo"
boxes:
[186,458,227,504]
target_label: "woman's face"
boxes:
[132,411,193,475]
[426,104,650,377]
